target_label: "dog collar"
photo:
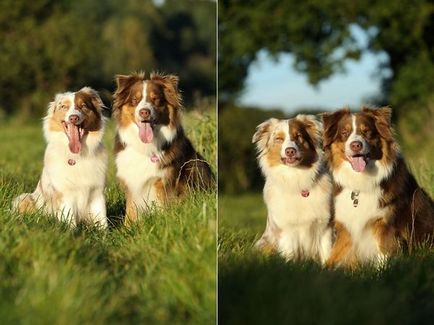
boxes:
[351,190,360,207]
[150,153,160,163]
[301,190,309,197]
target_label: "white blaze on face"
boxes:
[64,93,83,125]
[345,114,370,172]
[279,120,299,158]
[135,81,155,144]
[62,93,85,154]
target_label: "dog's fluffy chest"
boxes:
[116,146,163,193]
[335,187,384,238]
[264,171,330,228]
[334,161,390,237]
[116,125,165,195]
[43,135,107,190]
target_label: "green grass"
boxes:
[0,110,216,324]
[219,152,434,324]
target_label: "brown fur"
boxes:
[47,88,104,134]
[254,117,320,169]
[325,221,356,268]
[369,218,398,255]
[288,119,319,167]
[15,194,37,213]
[118,178,138,226]
[113,72,214,224]
[74,89,103,131]
[323,107,434,266]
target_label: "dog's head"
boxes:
[322,106,396,172]
[113,72,182,144]
[252,115,323,171]
[46,87,104,154]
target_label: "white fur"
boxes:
[135,82,155,121]
[116,81,181,214]
[64,93,84,125]
[116,123,165,210]
[345,115,370,157]
[14,92,108,228]
[333,113,395,264]
[256,117,332,263]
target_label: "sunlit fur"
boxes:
[323,106,434,268]
[112,72,213,225]
[252,115,333,263]
[12,88,108,228]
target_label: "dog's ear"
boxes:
[79,87,104,112]
[362,106,393,141]
[113,72,145,117]
[150,72,182,108]
[296,114,323,147]
[252,118,278,153]
[115,74,137,92]
[322,108,350,148]
[47,93,65,115]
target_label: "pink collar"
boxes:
[150,153,160,163]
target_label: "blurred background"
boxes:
[219,0,434,194]
[218,2,434,323]
[0,0,216,119]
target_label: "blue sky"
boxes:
[238,27,390,113]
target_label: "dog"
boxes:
[323,106,434,268]
[252,115,333,262]
[12,87,108,228]
[112,72,213,225]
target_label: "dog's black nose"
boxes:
[285,147,297,157]
[68,115,79,124]
[350,141,363,153]
[139,109,151,119]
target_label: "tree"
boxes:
[0,0,216,117]
[219,0,434,111]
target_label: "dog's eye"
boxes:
[61,104,68,111]
[82,104,87,110]
[275,137,284,143]
[361,128,371,137]
[341,129,349,137]
[131,97,138,106]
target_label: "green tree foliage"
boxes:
[0,0,216,117]
[219,105,285,193]
[219,0,434,193]
[219,0,434,110]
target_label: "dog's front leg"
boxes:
[370,218,397,268]
[319,226,333,264]
[326,221,356,268]
[56,199,77,228]
[88,190,108,229]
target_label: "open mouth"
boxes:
[347,154,369,172]
[62,121,85,154]
[136,119,154,144]
[281,156,300,165]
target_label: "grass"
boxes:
[219,148,434,324]
[0,109,216,324]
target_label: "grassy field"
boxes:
[0,110,216,324]
[219,150,434,324]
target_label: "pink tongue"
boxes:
[138,122,153,143]
[67,123,81,154]
[350,156,366,172]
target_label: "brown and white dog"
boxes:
[252,115,333,262]
[323,107,434,268]
[113,72,213,224]
[13,87,108,228]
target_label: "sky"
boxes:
[238,27,390,113]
